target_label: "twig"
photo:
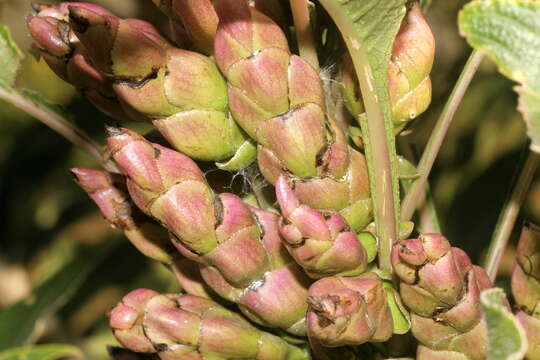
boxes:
[401,50,484,221]
[484,150,540,282]
[0,87,118,173]
[289,0,319,70]
[419,186,442,234]
[399,137,442,234]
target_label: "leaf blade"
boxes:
[459,0,540,94]
[459,0,540,151]
[516,86,540,152]
[0,25,23,87]
[480,288,528,360]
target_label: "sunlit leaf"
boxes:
[517,86,540,152]
[459,0,540,151]
[480,288,528,360]
[0,25,23,87]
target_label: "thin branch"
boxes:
[401,50,484,221]
[251,184,274,210]
[419,186,441,234]
[399,137,442,234]
[0,87,118,173]
[484,150,540,282]
[289,0,319,70]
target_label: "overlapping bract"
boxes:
[27,2,128,120]
[340,3,434,133]
[71,168,213,299]
[392,234,492,360]
[66,5,254,167]
[71,168,173,264]
[306,273,393,347]
[512,224,540,360]
[213,0,372,232]
[276,176,368,278]
[151,0,218,54]
[107,127,311,335]
[109,289,309,360]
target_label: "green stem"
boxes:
[353,61,398,277]
[317,1,400,277]
[289,0,319,70]
[0,87,118,173]
[399,138,441,234]
[401,50,484,221]
[251,183,273,211]
[419,186,442,233]
[484,150,540,282]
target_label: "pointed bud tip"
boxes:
[68,5,97,34]
[31,2,47,12]
[70,167,101,179]
[70,167,86,179]
[275,175,300,217]
[105,125,125,137]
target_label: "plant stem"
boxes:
[316,1,401,277]
[289,0,319,71]
[398,137,442,233]
[351,58,398,278]
[251,183,273,210]
[419,186,441,234]
[401,50,484,221]
[484,150,540,282]
[0,87,118,173]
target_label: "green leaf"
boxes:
[215,140,257,171]
[459,0,540,151]
[480,288,528,360]
[459,0,540,94]
[0,25,23,87]
[0,240,119,350]
[517,86,540,152]
[358,231,378,263]
[0,344,83,360]
[397,156,419,180]
[383,281,411,334]
[317,0,405,277]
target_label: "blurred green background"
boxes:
[0,0,537,358]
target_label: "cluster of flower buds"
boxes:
[512,224,540,360]
[105,127,312,335]
[392,234,492,360]
[24,1,485,359]
[307,273,393,347]
[71,167,213,299]
[213,0,373,233]
[109,289,309,360]
[27,3,128,119]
